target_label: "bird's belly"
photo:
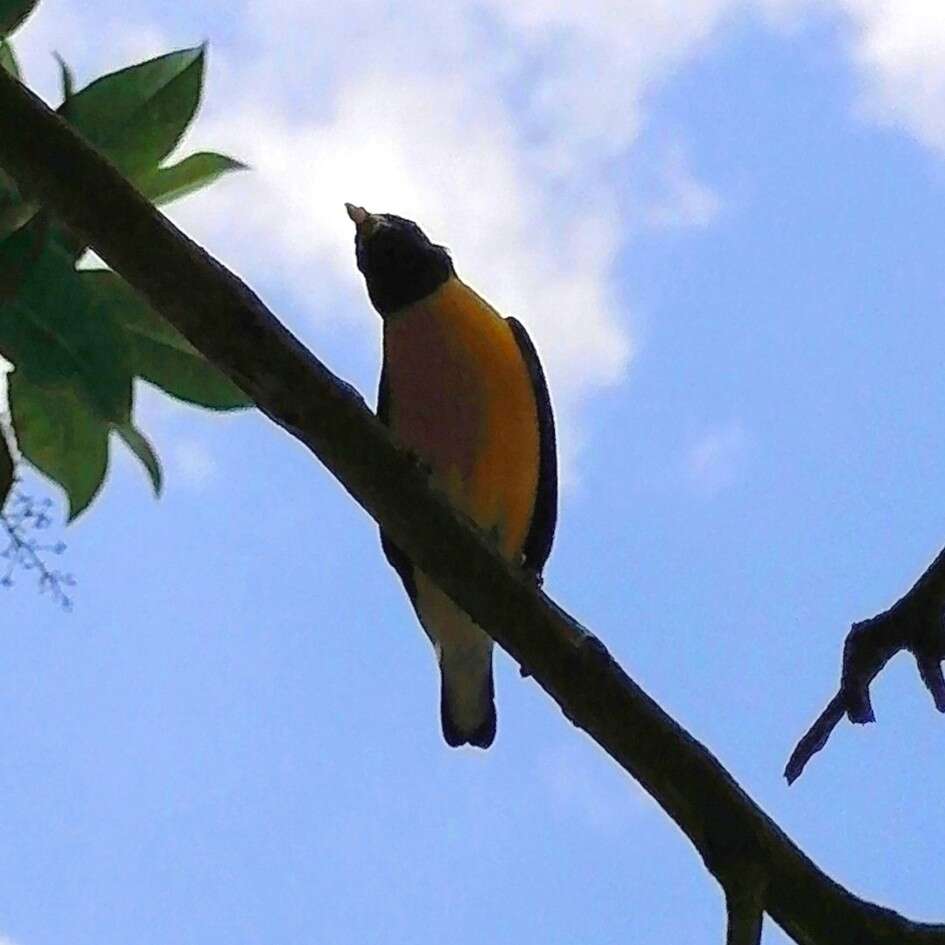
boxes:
[385,280,539,558]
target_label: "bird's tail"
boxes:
[440,650,496,749]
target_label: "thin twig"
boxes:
[786,545,945,784]
[725,889,765,945]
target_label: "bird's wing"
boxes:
[506,317,558,574]
[376,357,418,602]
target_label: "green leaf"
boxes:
[62,46,205,178]
[138,151,247,206]
[0,197,37,242]
[0,427,12,509]
[133,340,253,408]
[0,38,18,76]
[9,371,109,521]
[0,45,32,288]
[0,79,30,240]
[0,211,42,297]
[116,422,161,495]
[0,229,132,422]
[0,137,36,241]
[54,51,74,109]
[0,0,39,38]
[82,270,252,410]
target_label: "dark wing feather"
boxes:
[507,317,558,574]
[377,357,417,602]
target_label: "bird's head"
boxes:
[346,204,454,317]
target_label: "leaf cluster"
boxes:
[0,0,250,518]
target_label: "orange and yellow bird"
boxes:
[347,204,557,748]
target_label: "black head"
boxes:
[347,205,454,317]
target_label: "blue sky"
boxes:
[4,1,945,943]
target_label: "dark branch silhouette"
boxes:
[1,68,943,945]
[786,544,945,784]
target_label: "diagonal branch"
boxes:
[0,67,943,945]
[786,545,945,784]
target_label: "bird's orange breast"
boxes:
[384,278,540,558]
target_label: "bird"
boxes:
[347,203,557,749]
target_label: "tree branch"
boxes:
[0,68,942,945]
[786,544,945,784]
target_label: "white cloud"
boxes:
[645,144,724,230]
[686,421,749,495]
[835,0,945,152]
[174,0,945,487]
[163,1,773,477]
[17,0,945,487]
[756,0,945,153]
[169,1,660,475]
[478,0,739,163]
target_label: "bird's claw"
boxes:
[519,557,544,587]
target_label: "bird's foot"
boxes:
[519,557,545,588]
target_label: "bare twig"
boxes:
[786,545,945,784]
[1,68,943,945]
[711,830,767,945]
[725,888,765,945]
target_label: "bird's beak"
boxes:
[345,203,381,238]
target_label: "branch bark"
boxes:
[786,544,945,783]
[0,68,942,945]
